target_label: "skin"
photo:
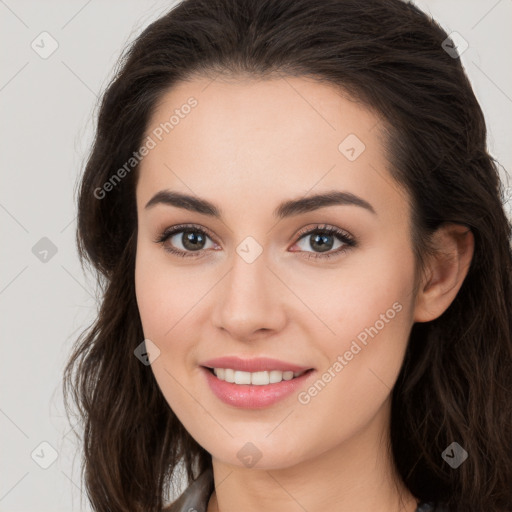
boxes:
[134,75,474,512]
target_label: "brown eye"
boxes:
[154,224,217,258]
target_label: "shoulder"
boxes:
[162,468,214,512]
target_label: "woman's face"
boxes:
[135,75,420,469]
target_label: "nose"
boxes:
[211,248,287,340]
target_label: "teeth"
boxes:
[212,368,305,385]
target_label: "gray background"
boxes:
[1,0,511,510]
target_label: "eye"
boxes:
[291,224,356,260]
[153,224,218,258]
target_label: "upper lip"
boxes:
[200,356,314,373]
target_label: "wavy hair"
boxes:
[62,0,512,510]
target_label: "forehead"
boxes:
[136,75,404,220]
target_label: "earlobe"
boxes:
[413,223,474,323]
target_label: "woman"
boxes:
[62,0,512,511]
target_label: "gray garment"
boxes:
[164,468,215,512]
[164,467,450,512]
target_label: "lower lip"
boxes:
[201,366,316,409]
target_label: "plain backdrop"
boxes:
[1,1,511,510]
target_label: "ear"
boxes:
[413,223,474,323]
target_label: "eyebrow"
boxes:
[144,189,376,218]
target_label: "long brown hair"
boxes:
[62,0,512,510]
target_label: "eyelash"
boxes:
[153,223,357,261]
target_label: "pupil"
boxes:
[311,233,333,252]
[183,230,205,250]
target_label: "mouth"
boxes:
[202,366,315,386]
[201,365,317,409]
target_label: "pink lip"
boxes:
[201,366,316,409]
[200,356,313,373]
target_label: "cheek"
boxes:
[286,241,415,341]
[135,237,193,334]
[296,240,416,392]
[292,259,415,444]
[352,258,415,371]
[134,243,199,412]
[135,239,179,339]
[134,240,216,366]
